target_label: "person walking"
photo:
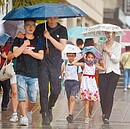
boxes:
[7,41,18,122]
[97,31,122,124]
[34,17,68,125]
[0,39,12,111]
[72,51,106,124]
[120,46,130,91]
[61,53,82,123]
[13,19,44,126]
[17,17,68,125]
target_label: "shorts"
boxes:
[16,74,39,103]
[64,80,80,100]
[10,74,17,85]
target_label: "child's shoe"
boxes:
[85,116,89,124]
[66,114,74,123]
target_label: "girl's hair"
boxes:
[86,52,95,58]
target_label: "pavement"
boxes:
[0,87,130,129]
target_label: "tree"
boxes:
[13,0,59,8]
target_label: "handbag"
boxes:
[0,59,15,81]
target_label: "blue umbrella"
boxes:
[0,33,10,46]
[3,3,87,20]
[67,26,87,39]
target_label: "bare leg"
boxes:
[69,96,75,115]
[11,83,18,113]
[84,100,89,117]
[89,101,94,116]
[27,101,35,112]
[19,101,26,116]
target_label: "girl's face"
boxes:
[86,53,95,63]
[67,53,76,63]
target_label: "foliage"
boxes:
[13,0,59,8]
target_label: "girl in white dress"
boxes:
[72,52,106,124]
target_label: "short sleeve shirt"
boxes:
[34,22,68,69]
[13,37,44,78]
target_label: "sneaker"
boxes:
[128,85,130,89]
[42,113,50,125]
[103,118,109,124]
[10,113,18,122]
[124,87,127,92]
[20,116,28,126]
[66,114,74,123]
[47,109,53,122]
[26,111,32,124]
[85,116,89,124]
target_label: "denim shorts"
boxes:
[16,74,39,103]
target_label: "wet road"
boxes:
[0,87,130,129]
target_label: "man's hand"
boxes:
[24,40,30,46]
[44,30,51,39]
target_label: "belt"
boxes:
[83,74,95,79]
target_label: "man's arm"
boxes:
[13,40,30,57]
[44,30,66,51]
[23,49,44,60]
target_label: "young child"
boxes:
[72,52,106,124]
[61,53,82,123]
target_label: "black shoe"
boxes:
[47,109,53,122]
[66,114,74,123]
[42,113,50,125]
[103,118,109,125]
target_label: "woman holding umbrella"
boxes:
[98,31,122,124]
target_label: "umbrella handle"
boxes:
[45,21,49,54]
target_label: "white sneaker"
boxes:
[128,85,130,89]
[124,87,127,92]
[26,111,32,124]
[20,116,28,126]
[10,113,18,122]
[85,116,89,124]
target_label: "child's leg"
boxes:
[84,100,89,117]
[89,101,94,116]
[69,96,75,115]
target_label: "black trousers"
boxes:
[0,79,11,108]
[98,72,120,119]
[38,66,61,114]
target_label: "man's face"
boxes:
[24,21,36,34]
[47,17,58,28]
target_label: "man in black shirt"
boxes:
[13,19,44,126]
[34,17,68,125]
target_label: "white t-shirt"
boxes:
[62,61,82,81]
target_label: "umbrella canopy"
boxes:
[82,23,125,37]
[3,3,87,20]
[0,33,10,46]
[67,26,87,39]
[82,46,102,59]
[62,44,81,60]
[3,20,24,38]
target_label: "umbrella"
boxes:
[67,26,87,39]
[82,46,102,59]
[0,19,4,36]
[3,3,87,20]
[3,20,24,38]
[82,23,125,37]
[62,44,81,60]
[0,33,10,46]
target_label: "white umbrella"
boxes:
[62,44,81,60]
[82,23,125,37]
